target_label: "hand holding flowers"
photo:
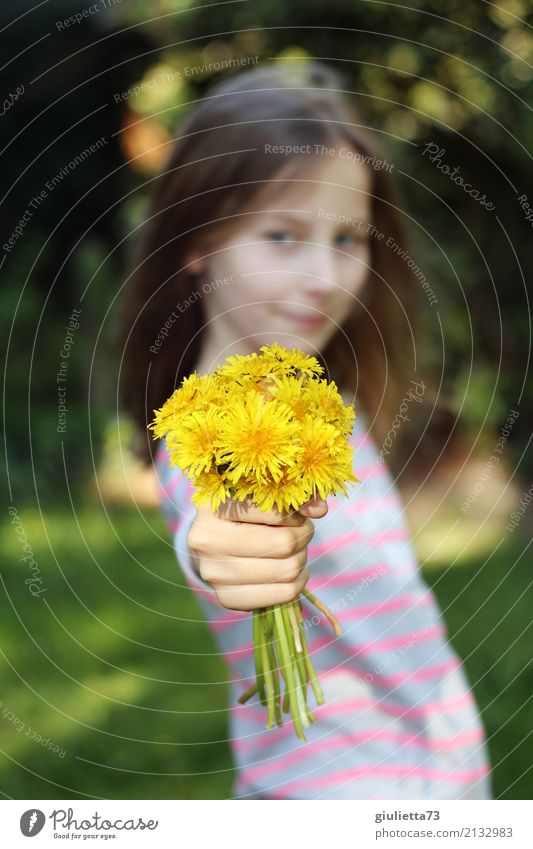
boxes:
[150,344,359,740]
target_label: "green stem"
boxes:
[280,603,309,733]
[288,600,309,695]
[264,608,283,727]
[288,601,303,652]
[272,615,291,715]
[237,681,259,705]
[272,604,306,741]
[259,623,275,729]
[293,601,325,706]
[252,609,267,706]
[292,662,310,730]
[301,587,342,637]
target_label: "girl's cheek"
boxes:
[248,247,283,272]
[346,252,370,286]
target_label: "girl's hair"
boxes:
[122,60,429,463]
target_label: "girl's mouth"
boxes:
[276,309,329,329]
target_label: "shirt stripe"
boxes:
[236,727,486,780]
[224,623,444,666]
[247,763,491,798]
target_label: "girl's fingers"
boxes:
[299,496,329,519]
[188,513,314,559]
[214,572,309,611]
[200,551,308,587]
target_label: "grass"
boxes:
[1,504,235,800]
[421,533,532,799]
[1,502,531,799]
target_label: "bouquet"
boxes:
[150,343,359,741]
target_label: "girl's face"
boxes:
[188,153,372,369]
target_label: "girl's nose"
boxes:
[301,245,337,299]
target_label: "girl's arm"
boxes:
[155,449,215,595]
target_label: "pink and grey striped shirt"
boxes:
[155,405,492,800]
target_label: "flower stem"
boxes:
[288,600,308,694]
[288,601,303,652]
[293,601,325,706]
[264,608,283,726]
[237,681,258,705]
[272,604,306,741]
[280,603,309,733]
[301,587,342,636]
[259,623,276,729]
[252,609,267,706]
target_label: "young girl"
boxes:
[122,61,492,800]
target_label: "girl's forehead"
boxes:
[259,155,372,214]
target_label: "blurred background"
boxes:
[1,0,531,799]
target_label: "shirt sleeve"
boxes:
[154,443,216,597]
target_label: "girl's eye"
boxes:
[335,232,365,247]
[265,231,295,244]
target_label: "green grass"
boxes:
[1,503,530,799]
[1,504,235,799]
[421,534,532,799]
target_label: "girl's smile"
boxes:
[273,308,329,329]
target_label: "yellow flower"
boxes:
[217,390,301,483]
[150,375,197,439]
[191,468,228,511]
[251,474,313,514]
[287,415,358,500]
[304,378,355,435]
[150,372,221,438]
[259,342,324,377]
[150,345,360,514]
[270,373,309,421]
[230,475,256,503]
[165,406,224,475]
[216,351,277,384]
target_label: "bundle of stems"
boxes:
[238,588,341,741]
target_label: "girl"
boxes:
[122,61,492,800]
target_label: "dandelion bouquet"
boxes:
[150,343,359,741]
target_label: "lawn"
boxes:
[1,504,235,800]
[1,502,530,799]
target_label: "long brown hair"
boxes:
[121,60,434,465]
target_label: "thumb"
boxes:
[299,496,328,519]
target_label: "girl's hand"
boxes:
[187,496,328,611]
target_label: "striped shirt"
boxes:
[155,406,492,800]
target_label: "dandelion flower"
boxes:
[166,406,224,475]
[251,473,314,514]
[287,415,358,500]
[259,342,324,377]
[270,373,309,421]
[150,372,220,438]
[304,378,355,435]
[216,351,277,384]
[217,391,301,483]
[191,467,228,511]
